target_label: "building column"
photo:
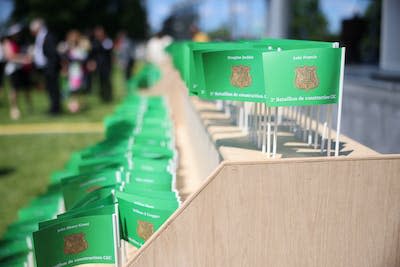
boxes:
[380,0,400,72]
[266,0,290,38]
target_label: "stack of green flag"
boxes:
[32,94,179,266]
[127,63,162,93]
[2,64,181,267]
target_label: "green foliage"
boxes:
[208,26,232,41]
[290,0,329,40]
[360,0,381,63]
[11,0,149,38]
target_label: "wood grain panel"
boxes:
[128,156,400,267]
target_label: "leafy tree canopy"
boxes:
[11,0,148,39]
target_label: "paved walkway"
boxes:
[0,122,103,135]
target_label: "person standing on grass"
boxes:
[60,30,90,113]
[30,18,62,115]
[115,31,135,81]
[89,26,113,103]
[3,24,33,120]
[0,34,6,100]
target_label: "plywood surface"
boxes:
[128,156,400,267]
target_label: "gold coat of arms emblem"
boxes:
[137,220,154,241]
[64,233,88,254]
[294,66,319,90]
[231,65,252,88]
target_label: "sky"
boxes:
[0,0,372,37]
[146,0,373,36]
[0,0,13,25]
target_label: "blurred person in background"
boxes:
[81,29,95,94]
[146,31,172,65]
[60,30,90,113]
[30,18,62,115]
[190,24,209,42]
[89,26,113,103]
[115,31,135,81]
[0,34,5,100]
[3,24,33,120]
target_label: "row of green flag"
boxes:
[166,39,344,107]
[35,95,179,267]
[127,63,162,93]
[1,66,180,267]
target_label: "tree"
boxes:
[360,0,381,63]
[11,0,149,39]
[290,0,328,40]
[208,26,232,41]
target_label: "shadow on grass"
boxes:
[0,167,16,177]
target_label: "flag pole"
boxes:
[262,104,267,153]
[267,106,272,157]
[307,106,313,145]
[320,105,328,154]
[326,104,333,157]
[335,47,346,156]
[314,106,320,149]
[258,103,263,148]
[272,107,278,158]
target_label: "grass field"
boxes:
[0,68,126,124]
[0,67,127,237]
[0,133,103,237]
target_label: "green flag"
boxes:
[117,196,176,248]
[263,47,343,106]
[61,169,121,210]
[33,214,118,267]
[200,48,267,102]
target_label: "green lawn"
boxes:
[0,67,126,124]
[0,133,103,237]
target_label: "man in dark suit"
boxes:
[90,26,113,103]
[30,18,61,115]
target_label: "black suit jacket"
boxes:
[42,32,60,75]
